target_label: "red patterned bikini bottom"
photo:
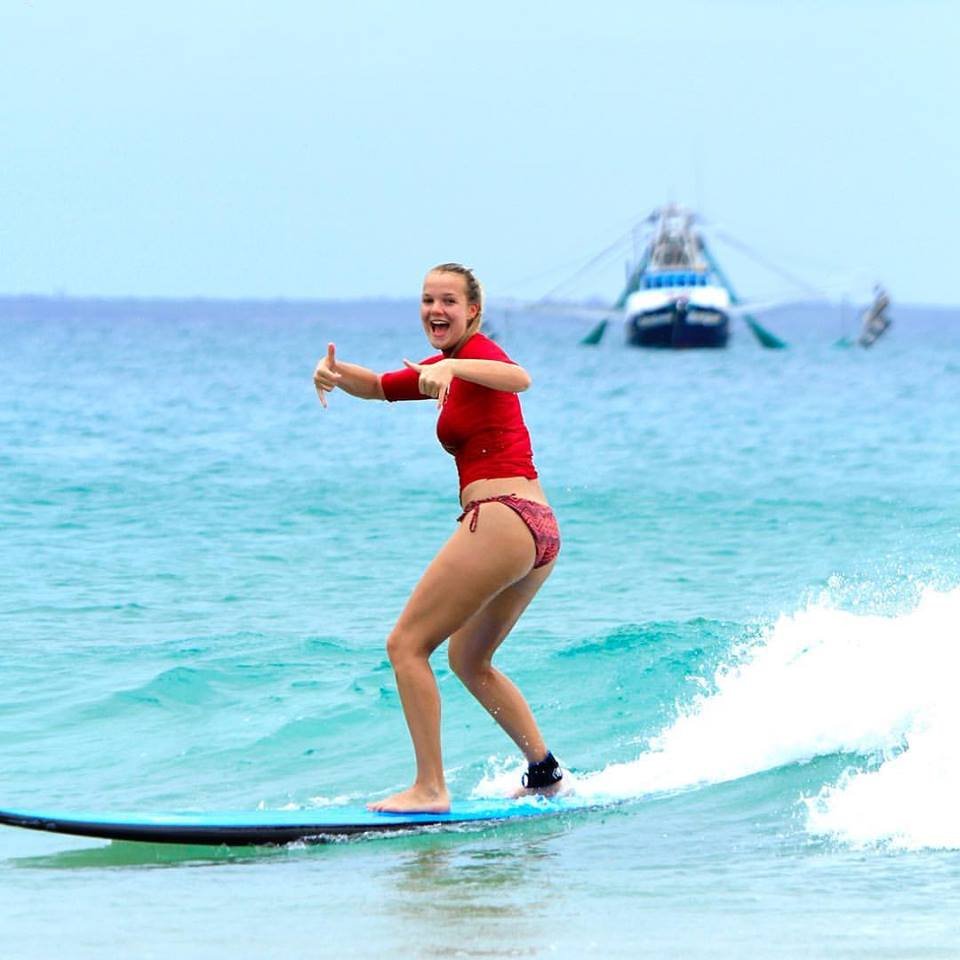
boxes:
[457,494,561,569]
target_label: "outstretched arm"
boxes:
[402,358,531,407]
[313,343,386,406]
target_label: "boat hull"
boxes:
[626,302,729,349]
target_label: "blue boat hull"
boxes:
[627,303,729,349]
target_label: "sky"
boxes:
[2,0,958,305]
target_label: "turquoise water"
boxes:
[3,297,960,957]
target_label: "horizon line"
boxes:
[1,292,959,312]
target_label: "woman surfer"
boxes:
[313,263,562,813]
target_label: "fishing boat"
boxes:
[533,203,798,350]
[616,205,732,349]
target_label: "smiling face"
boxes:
[421,270,480,354]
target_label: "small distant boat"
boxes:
[833,285,893,349]
[617,205,731,349]
[856,285,892,348]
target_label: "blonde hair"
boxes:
[430,262,484,329]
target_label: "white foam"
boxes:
[299,793,361,808]
[801,586,960,850]
[471,754,583,799]
[563,585,960,850]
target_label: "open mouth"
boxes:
[430,320,450,335]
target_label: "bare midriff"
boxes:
[459,475,549,509]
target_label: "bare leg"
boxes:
[368,503,538,813]
[447,561,555,761]
[447,559,563,796]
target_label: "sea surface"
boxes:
[2,296,960,958]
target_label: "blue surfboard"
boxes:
[0,797,590,846]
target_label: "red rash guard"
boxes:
[379,332,539,492]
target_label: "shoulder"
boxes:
[457,333,514,363]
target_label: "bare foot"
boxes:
[512,780,569,800]
[367,785,451,814]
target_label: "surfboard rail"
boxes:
[0,798,592,846]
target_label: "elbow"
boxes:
[516,369,532,393]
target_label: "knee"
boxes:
[385,627,427,671]
[448,646,492,689]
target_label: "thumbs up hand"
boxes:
[404,358,454,409]
[313,342,342,407]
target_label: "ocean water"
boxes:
[2,296,960,958]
